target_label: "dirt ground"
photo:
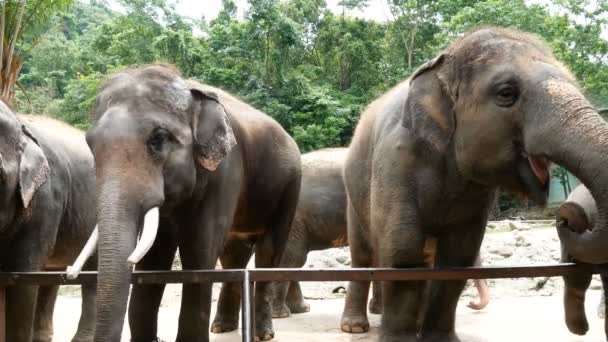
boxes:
[52,222,608,341]
[53,288,606,341]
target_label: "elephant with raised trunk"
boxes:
[0,103,97,342]
[76,64,301,342]
[341,26,608,342]
[557,184,608,339]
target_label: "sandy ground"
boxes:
[53,288,606,341]
[52,223,608,341]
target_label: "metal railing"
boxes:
[1,263,608,342]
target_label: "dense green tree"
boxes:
[11,0,608,154]
[0,0,75,104]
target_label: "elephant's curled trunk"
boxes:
[526,79,608,264]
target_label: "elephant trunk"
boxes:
[94,181,138,341]
[93,176,162,342]
[525,78,608,264]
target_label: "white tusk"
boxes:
[127,207,159,265]
[66,226,99,280]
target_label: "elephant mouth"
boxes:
[517,152,551,205]
[528,155,551,186]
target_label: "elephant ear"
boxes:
[404,54,455,153]
[19,125,50,208]
[190,87,237,172]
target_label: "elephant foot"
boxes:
[368,297,382,314]
[71,330,94,342]
[340,314,370,333]
[210,315,239,334]
[287,299,310,314]
[33,336,52,342]
[271,303,291,318]
[33,330,53,342]
[71,337,94,342]
[419,331,461,342]
[566,313,589,335]
[254,325,275,341]
[130,338,166,342]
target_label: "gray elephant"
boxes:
[268,147,380,318]
[557,184,608,339]
[76,64,301,342]
[0,103,97,342]
[341,26,608,342]
[213,147,489,328]
[211,147,381,331]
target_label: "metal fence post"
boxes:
[0,286,5,342]
[241,270,254,342]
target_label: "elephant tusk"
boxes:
[127,207,159,265]
[66,226,99,280]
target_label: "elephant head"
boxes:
[0,100,49,237]
[85,64,236,340]
[405,27,608,262]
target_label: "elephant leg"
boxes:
[7,284,39,342]
[378,235,426,342]
[368,280,382,314]
[72,258,96,342]
[419,225,486,342]
[341,201,374,334]
[285,281,310,315]
[211,238,254,333]
[254,233,278,341]
[129,221,178,342]
[272,225,308,318]
[176,205,234,342]
[5,225,53,342]
[72,282,96,342]
[33,285,59,342]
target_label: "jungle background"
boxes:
[2,0,607,216]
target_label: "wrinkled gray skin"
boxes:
[556,184,608,339]
[214,148,489,327]
[342,26,608,342]
[212,148,382,330]
[0,106,97,342]
[87,64,301,342]
[268,148,381,318]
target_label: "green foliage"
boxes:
[13,0,608,153]
[54,71,105,129]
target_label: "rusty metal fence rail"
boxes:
[1,263,608,342]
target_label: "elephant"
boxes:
[213,147,489,327]
[556,184,608,339]
[75,64,301,342]
[211,147,381,328]
[340,26,608,342]
[0,102,97,342]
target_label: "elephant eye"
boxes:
[147,128,172,156]
[494,83,519,107]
